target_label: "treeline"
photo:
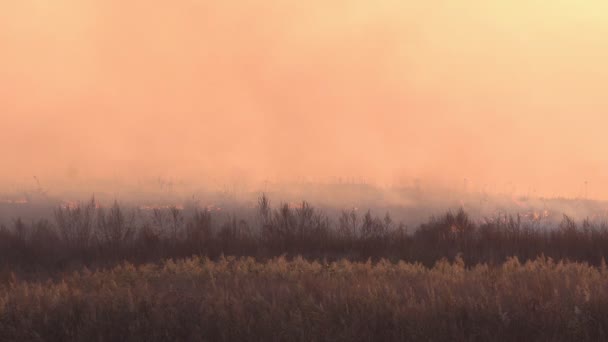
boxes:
[2,195,608,274]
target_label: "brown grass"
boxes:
[1,256,608,341]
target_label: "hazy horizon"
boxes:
[3,1,608,199]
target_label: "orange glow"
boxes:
[2,1,608,198]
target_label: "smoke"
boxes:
[2,1,608,198]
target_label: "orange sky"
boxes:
[2,1,608,198]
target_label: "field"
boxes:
[2,195,608,341]
[3,256,608,341]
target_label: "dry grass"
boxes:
[1,256,608,341]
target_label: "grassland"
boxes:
[2,256,608,341]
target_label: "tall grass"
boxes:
[2,256,608,341]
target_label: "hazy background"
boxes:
[2,1,608,199]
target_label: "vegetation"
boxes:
[2,256,608,341]
[2,195,608,273]
[2,195,608,340]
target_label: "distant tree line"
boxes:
[2,195,608,274]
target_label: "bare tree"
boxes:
[96,201,135,248]
[54,197,96,249]
[186,208,212,246]
[169,206,184,243]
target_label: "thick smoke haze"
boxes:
[2,1,608,198]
